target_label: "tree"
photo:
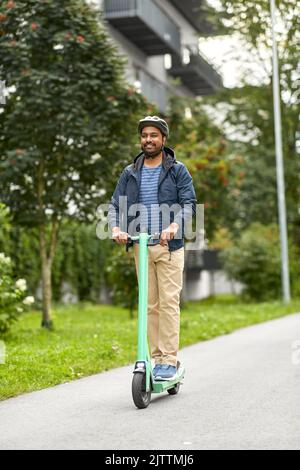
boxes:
[0,0,147,328]
[167,96,244,240]
[202,0,300,242]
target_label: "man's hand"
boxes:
[160,223,179,246]
[112,227,130,245]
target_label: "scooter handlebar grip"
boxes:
[151,232,161,240]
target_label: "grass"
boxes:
[0,295,300,401]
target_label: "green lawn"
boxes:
[1,295,300,400]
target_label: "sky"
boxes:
[199,34,272,88]
[198,0,272,88]
[199,35,247,88]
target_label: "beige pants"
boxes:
[134,243,184,367]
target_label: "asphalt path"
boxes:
[0,313,300,450]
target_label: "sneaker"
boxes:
[152,364,162,378]
[155,364,177,381]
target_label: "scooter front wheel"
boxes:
[132,372,151,409]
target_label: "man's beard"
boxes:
[142,145,164,159]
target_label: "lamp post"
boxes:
[270,0,291,303]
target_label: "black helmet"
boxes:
[138,116,169,138]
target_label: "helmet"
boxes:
[138,116,169,138]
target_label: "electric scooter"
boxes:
[129,232,185,409]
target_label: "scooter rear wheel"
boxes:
[167,382,180,395]
[132,372,151,409]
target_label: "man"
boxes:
[108,116,196,380]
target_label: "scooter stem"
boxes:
[137,232,149,361]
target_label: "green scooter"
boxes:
[129,232,185,409]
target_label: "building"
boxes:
[96,0,223,112]
[88,1,238,301]
[182,249,244,301]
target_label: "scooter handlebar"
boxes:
[128,232,161,242]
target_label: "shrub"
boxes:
[290,244,300,298]
[220,222,300,301]
[0,203,11,249]
[105,245,138,318]
[220,223,299,301]
[0,252,34,334]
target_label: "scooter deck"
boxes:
[151,366,185,393]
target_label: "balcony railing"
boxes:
[169,50,223,95]
[185,249,222,272]
[169,0,217,36]
[103,0,181,55]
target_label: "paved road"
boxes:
[0,313,300,450]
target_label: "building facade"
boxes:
[94,0,223,112]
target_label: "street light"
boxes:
[270,0,291,303]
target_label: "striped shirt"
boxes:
[137,163,162,245]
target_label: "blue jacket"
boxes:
[108,147,197,252]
